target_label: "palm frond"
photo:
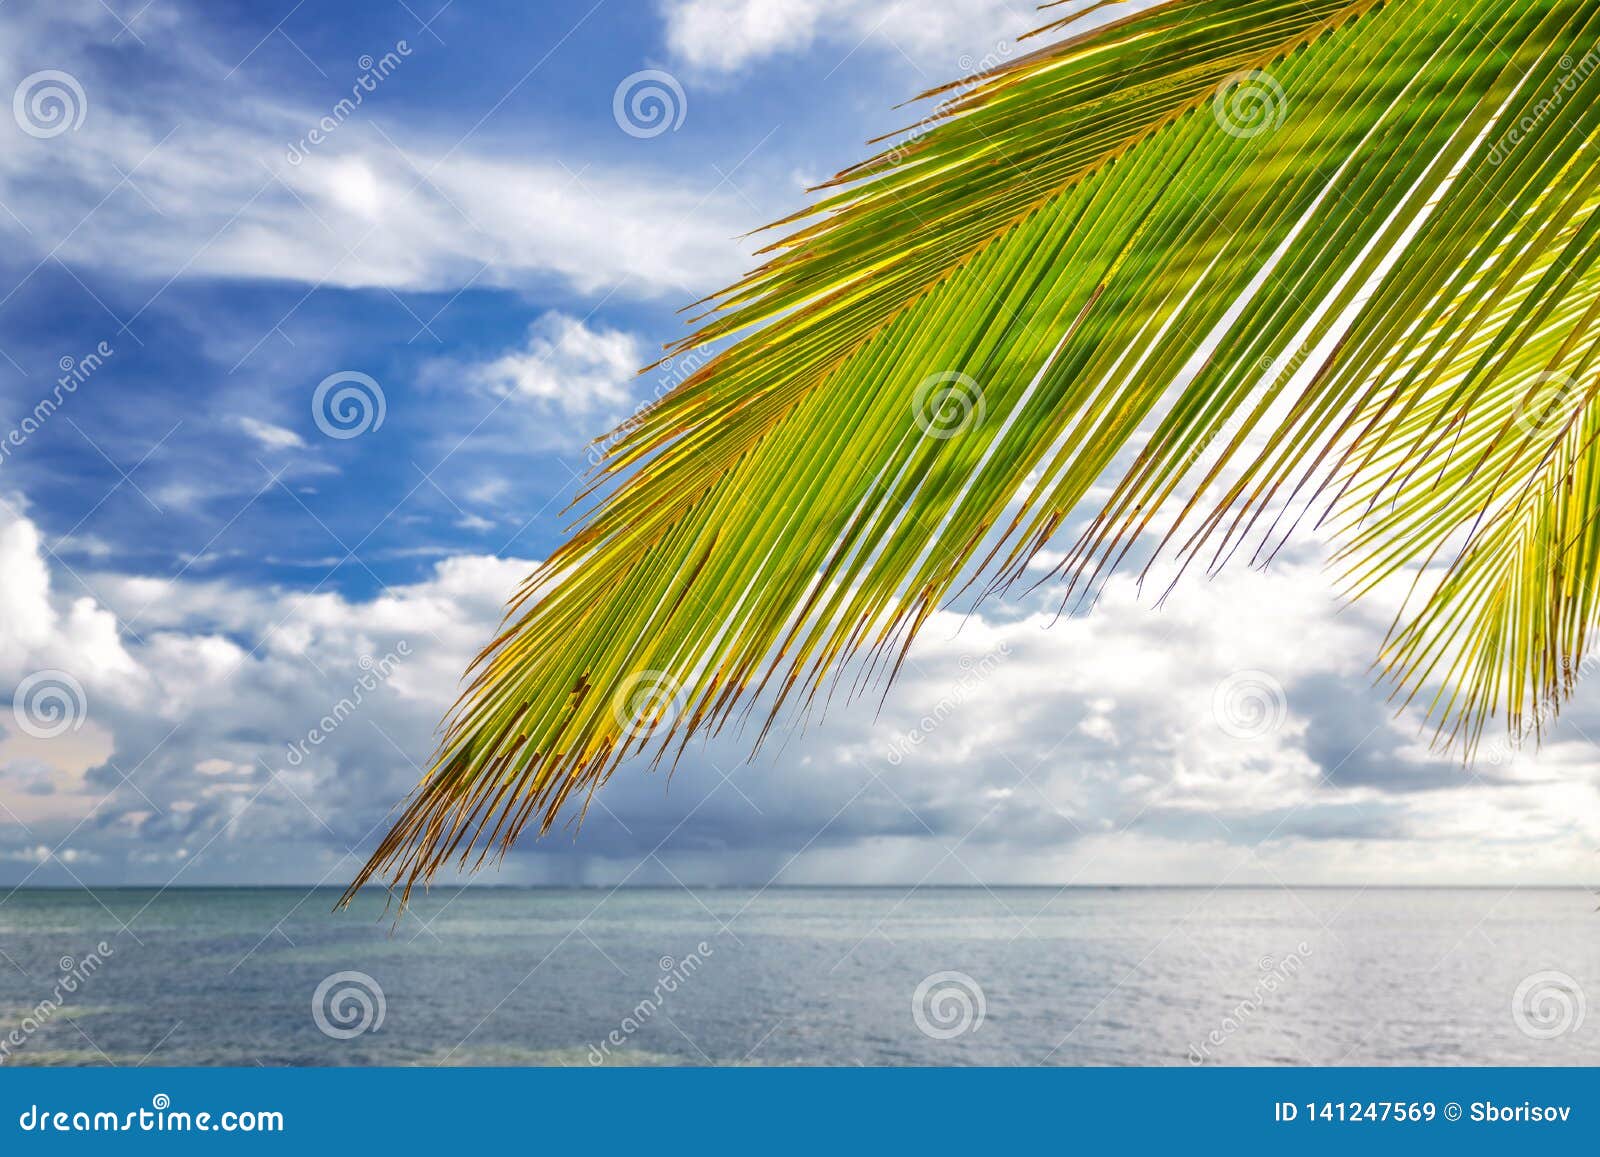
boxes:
[345,0,1600,905]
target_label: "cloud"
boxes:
[0,2,753,300]
[1,497,1595,888]
[414,312,653,513]
[0,495,534,874]
[447,312,642,423]
[0,0,1595,890]
[659,0,1167,77]
[235,417,306,452]
[0,502,142,686]
[662,0,1031,75]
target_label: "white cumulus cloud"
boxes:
[0,496,1595,888]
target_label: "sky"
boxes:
[0,0,1596,891]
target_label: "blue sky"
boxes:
[0,0,879,595]
[1,0,1597,891]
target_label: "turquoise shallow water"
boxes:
[0,887,1594,1066]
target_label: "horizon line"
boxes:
[2,882,1595,891]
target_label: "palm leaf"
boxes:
[344,0,1600,905]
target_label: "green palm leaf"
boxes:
[345,0,1600,905]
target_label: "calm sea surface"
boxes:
[0,887,1595,1066]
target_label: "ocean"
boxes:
[0,886,1594,1066]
